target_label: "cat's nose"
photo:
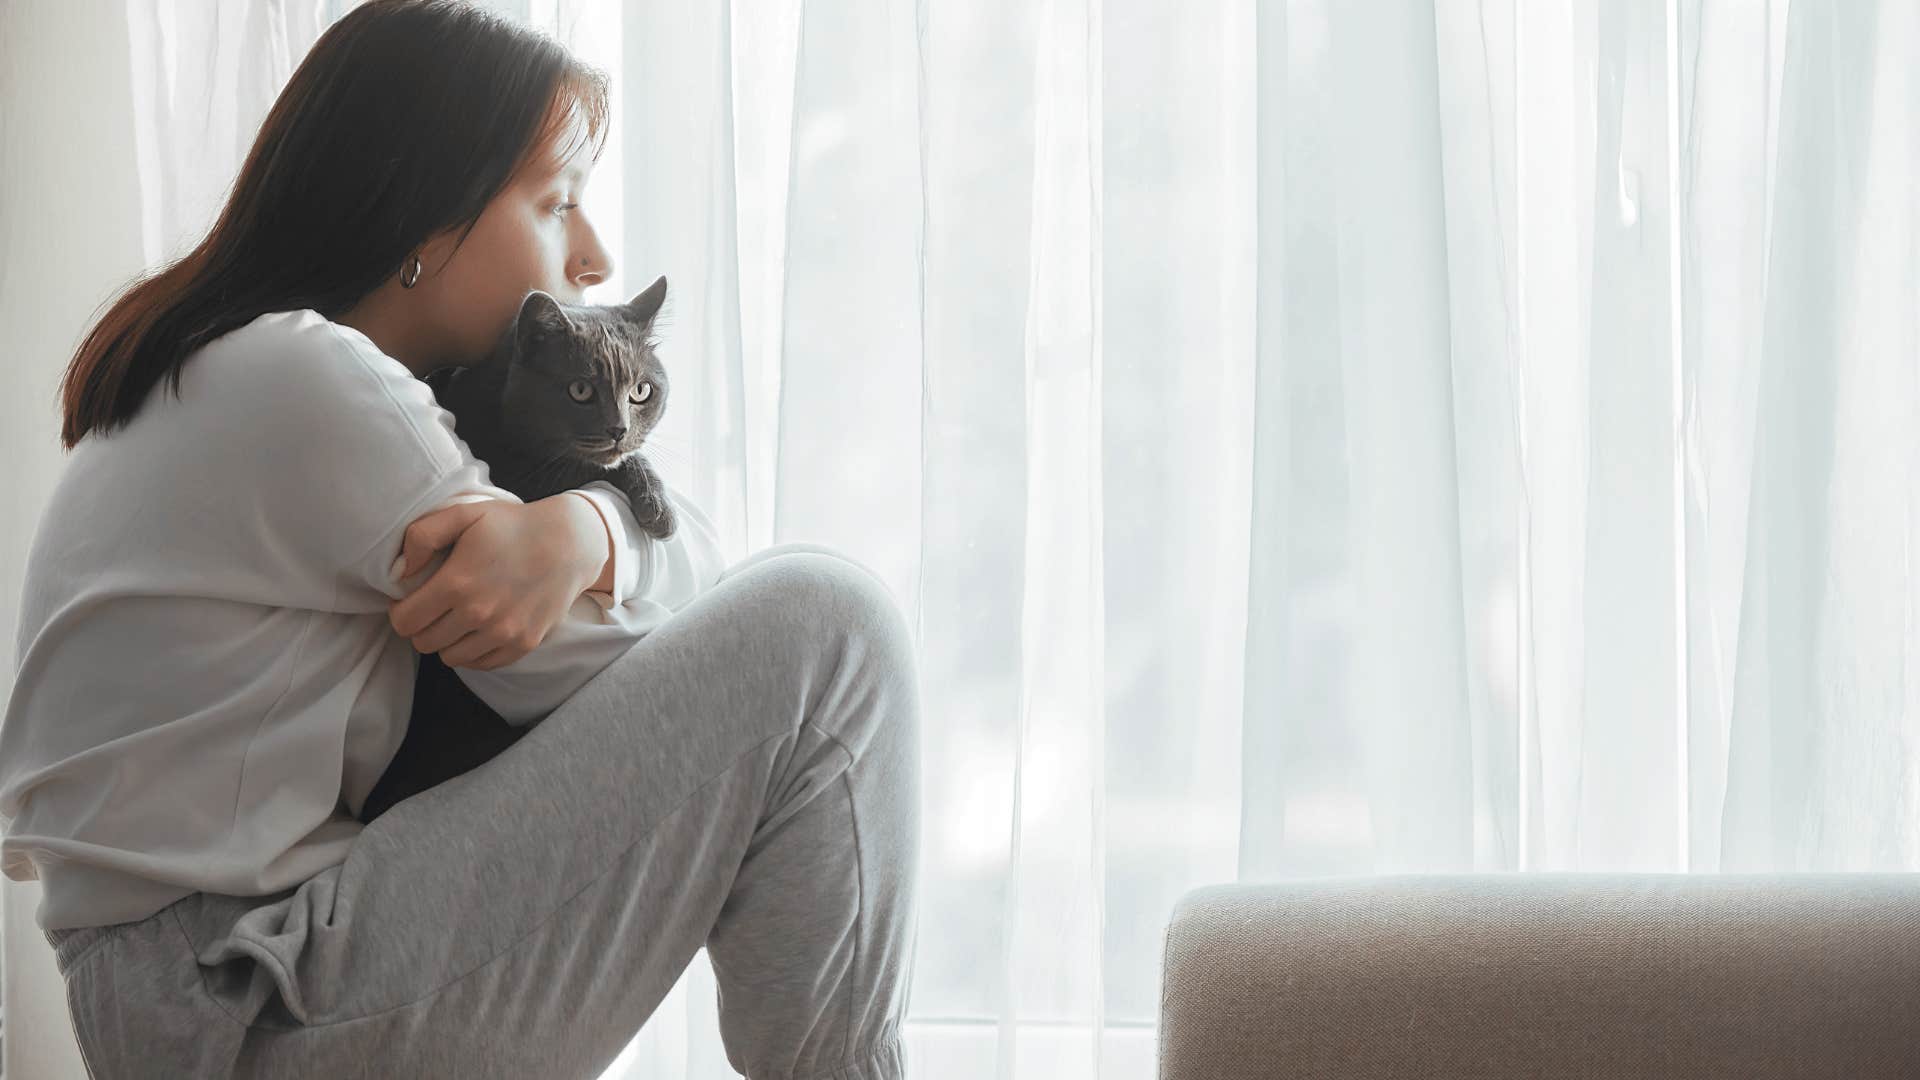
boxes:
[605,425,627,443]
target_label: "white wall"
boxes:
[2,1,150,1076]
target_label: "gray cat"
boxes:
[424,275,677,540]
[358,275,677,826]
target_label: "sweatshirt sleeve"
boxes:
[565,477,730,611]
[268,314,730,725]
[567,484,641,609]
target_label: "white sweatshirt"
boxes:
[0,309,732,931]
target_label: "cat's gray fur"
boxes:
[424,274,676,539]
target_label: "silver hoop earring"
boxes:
[400,255,422,289]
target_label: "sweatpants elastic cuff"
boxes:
[791,1032,906,1080]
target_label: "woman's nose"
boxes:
[573,230,615,289]
[574,255,607,288]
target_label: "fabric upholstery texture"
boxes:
[1157,873,1920,1079]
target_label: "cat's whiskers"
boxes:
[635,440,689,467]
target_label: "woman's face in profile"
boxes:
[418,111,616,362]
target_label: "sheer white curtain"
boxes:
[10,0,1914,1077]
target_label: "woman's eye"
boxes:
[553,202,578,216]
[567,379,594,403]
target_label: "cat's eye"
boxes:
[567,379,594,403]
[629,383,653,406]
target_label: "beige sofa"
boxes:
[1157,873,1920,1079]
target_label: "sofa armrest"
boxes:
[1157,873,1920,1079]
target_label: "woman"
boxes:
[0,2,921,1076]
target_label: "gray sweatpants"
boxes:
[43,546,923,1079]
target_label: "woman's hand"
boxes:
[387,495,606,671]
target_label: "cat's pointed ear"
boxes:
[624,275,669,325]
[515,290,572,352]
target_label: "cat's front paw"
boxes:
[614,455,677,540]
[639,497,677,541]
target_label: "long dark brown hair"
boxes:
[57,0,609,451]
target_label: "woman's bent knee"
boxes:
[728,548,920,745]
[728,548,912,656]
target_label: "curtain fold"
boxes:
[1677,0,1786,873]
[28,1,1913,1077]
[1718,0,1920,872]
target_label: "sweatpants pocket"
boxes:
[62,908,248,1078]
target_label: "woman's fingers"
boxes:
[410,608,480,656]
[396,501,491,582]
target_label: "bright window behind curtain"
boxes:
[106,1,1918,1077]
